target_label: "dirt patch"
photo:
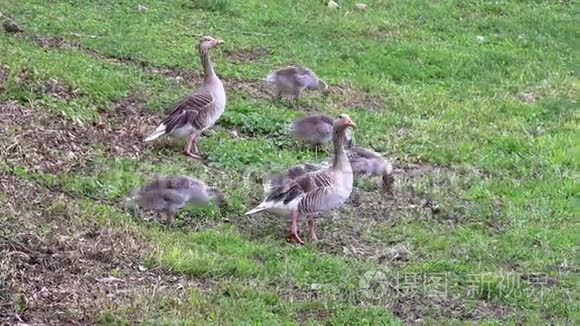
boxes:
[224,47,271,63]
[389,295,511,324]
[294,308,330,324]
[517,92,539,103]
[102,95,157,151]
[0,100,151,174]
[329,85,384,111]
[142,66,203,86]
[1,64,84,101]
[520,273,558,288]
[0,174,213,324]
[360,27,402,40]
[33,78,83,101]
[27,34,88,51]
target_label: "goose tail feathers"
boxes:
[245,203,268,216]
[144,124,167,142]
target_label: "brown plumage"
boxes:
[246,114,356,244]
[144,36,226,159]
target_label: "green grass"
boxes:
[0,0,576,324]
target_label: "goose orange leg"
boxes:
[308,219,318,241]
[184,134,201,159]
[287,210,304,245]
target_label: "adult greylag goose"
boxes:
[348,146,395,194]
[245,114,356,244]
[144,36,226,159]
[126,176,224,223]
[288,114,353,151]
[266,65,328,100]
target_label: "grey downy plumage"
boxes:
[287,114,353,151]
[266,66,328,100]
[347,146,395,194]
[125,176,224,223]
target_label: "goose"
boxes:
[245,114,356,244]
[126,176,224,223]
[144,36,226,159]
[288,114,354,152]
[348,146,395,194]
[266,65,328,100]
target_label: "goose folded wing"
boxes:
[297,170,332,189]
[162,92,215,132]
[266,179,305,205]
[298,186,344,213]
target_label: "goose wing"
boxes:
[265,169,332,204]
[162,91,215,132]
[297,186,345,214]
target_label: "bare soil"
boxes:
[0,99,151,174]
[360,27,402,40]
[390,295,511,324]
[0,174,212,324]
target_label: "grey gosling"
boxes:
[288,114,353,152]
[126,176,224,223]
[348,146,394,195]
[266,65,328,100]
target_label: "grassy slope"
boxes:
[0,0,576,324]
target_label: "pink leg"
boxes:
[308,219,318,241]
[287,210,304,245]
[184,134,201,159]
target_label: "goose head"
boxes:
[318,80,330,95]
[334,114,356,130]
[198,35,224,50]
[207,187,227,209]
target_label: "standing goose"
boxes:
[266,65,328,100]
[125,176,224,223]
[245,114,356,244]
[145,36,226,159]
[288,114,353,152]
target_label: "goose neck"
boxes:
[199,46,217,81]
[331,128,350,171]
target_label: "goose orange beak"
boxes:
[344,118,356,128]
